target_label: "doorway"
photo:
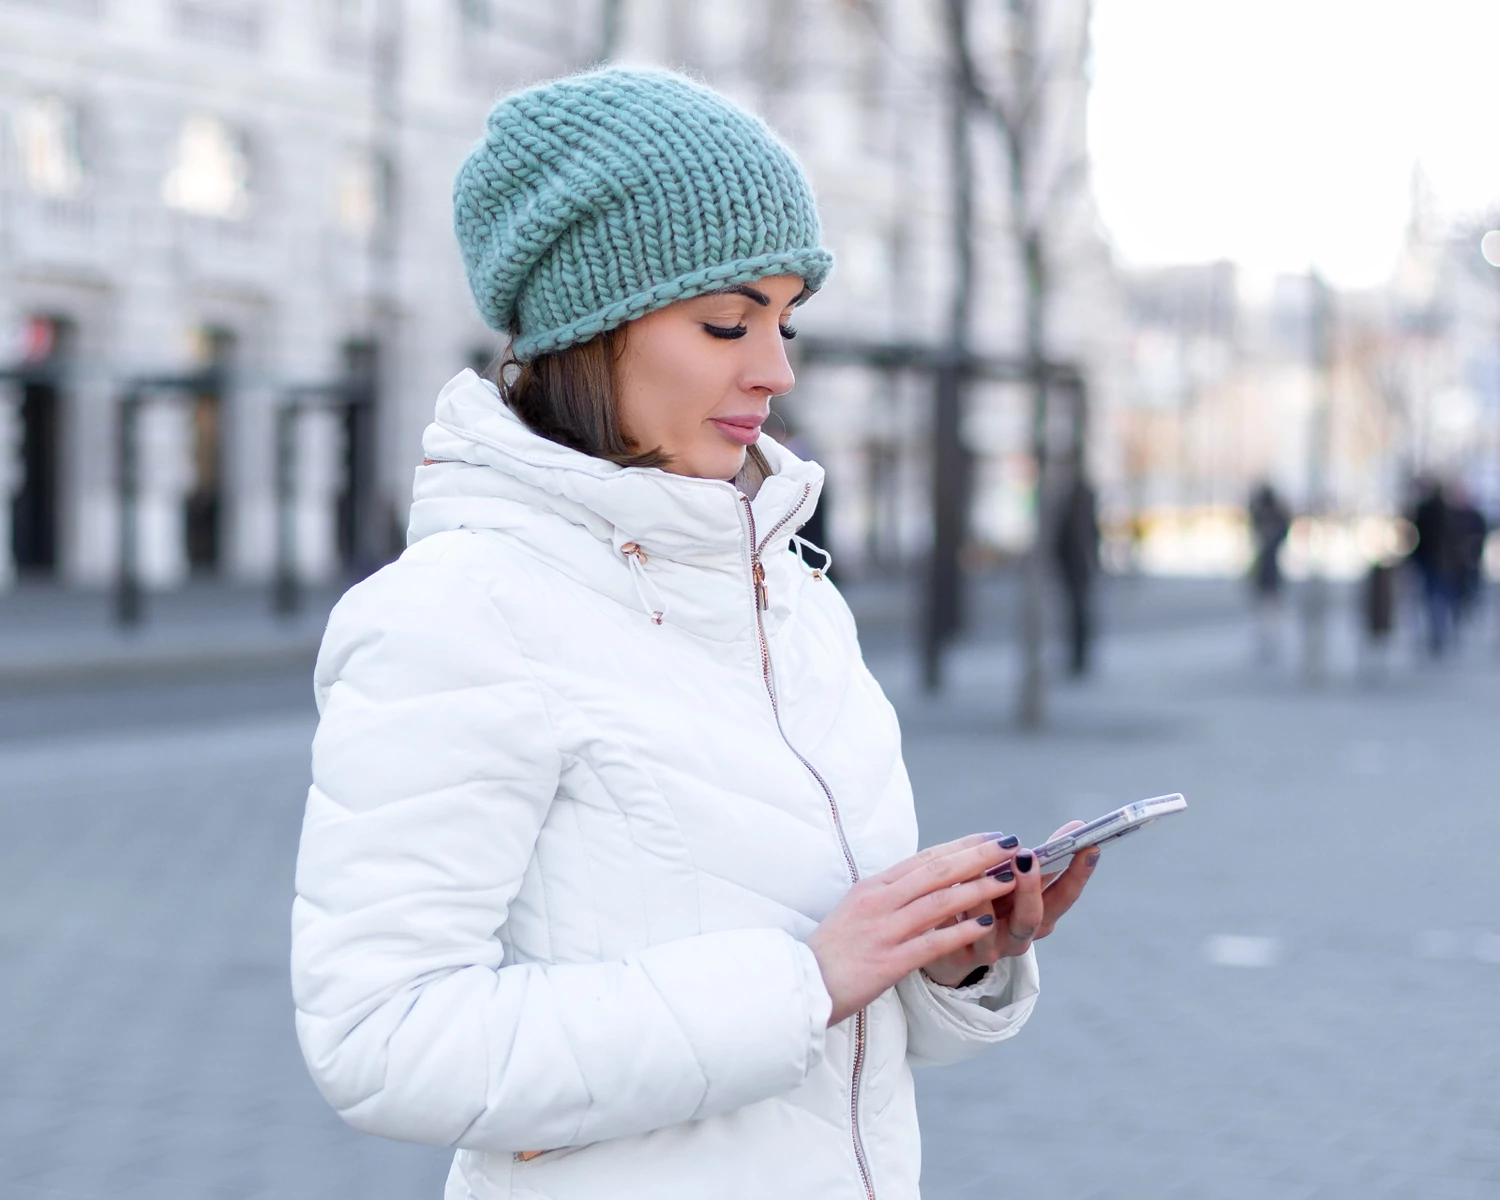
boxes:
[11,315,70,577]
[185,326,234,572]
[337,338,378,571]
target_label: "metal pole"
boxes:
[1302,272,1334,684]
[115,391,141,627]
[924,361,965,690]
[273,402,299,616]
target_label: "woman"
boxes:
[291,68,1098,1200]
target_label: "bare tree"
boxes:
[923,0,979,691]
[944,0,1094,727]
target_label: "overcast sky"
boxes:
[1089,0,1500,287]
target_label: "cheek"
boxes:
[621,345,726,447]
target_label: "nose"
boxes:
[743,326,796,399]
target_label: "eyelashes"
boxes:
[701,323,798,341]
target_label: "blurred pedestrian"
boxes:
[1360,558,1398,681]
[1247,482,1291,662]
[1408,478,1459,656]
[1447,483,1488,629]
[290,67,1100,1200]
[1054,467,1100,676]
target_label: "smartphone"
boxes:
[1035,793,1186,877]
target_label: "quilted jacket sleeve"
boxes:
[291,553,832,1153]
[896,948,1040,1067]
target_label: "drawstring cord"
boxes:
[790,533,833,580]
[620,542,668,626]
[621,532,824,626]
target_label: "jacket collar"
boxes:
[407,371,825,636]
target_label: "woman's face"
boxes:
[613,274,805,480]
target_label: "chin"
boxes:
[680,444,747,482]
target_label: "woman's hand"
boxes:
[805,833,1019,1026]
[920,821,1101,988]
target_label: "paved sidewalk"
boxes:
[2,583,1497,1199]
[885,618,1500,1199]
[0,580,341,688]
[0,568,1282,688]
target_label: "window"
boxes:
[175,1,263,50]
[335,147,389,238]
[162,116,252,220]
[15,96,86,199]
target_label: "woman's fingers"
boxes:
[999,849,1045,956]
[1036,847,1100,937]
[882,837,1018,909]
[870,834,986,885]
[895,871,1016,940]
[872,832,1004,891]
[911,911,1001,968]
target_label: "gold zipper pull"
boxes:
[753,559,769,611]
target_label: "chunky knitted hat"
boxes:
[453,68,833,360]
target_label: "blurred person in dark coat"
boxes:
[1408,478,1459,656]
[1247,482,1291,662]
[1053,468,1100,677]
[1447,483,1488,627]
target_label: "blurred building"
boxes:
[0,0,1119,589]
[1115,185,1500,576]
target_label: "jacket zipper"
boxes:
[739,489,875,1200]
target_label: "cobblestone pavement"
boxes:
[2,586,1497,1199]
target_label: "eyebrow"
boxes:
[706,284,770,306]
[704,284,810,308]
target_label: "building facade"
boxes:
[0,0,1118,590]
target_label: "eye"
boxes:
[779,324,798,341]
[702,323,747,340]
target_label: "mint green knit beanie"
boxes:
[453,68,833,361]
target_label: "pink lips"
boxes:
[708,414,766,446]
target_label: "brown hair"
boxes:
[496,329,773,489]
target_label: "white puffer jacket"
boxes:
[291,370,1040,1200]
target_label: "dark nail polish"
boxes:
[1015,852,1034,874]
[999,835,1020,849]
[982,832,1008,842]
[1085,851,1101,867]
[985,864,1014,881]
[976,913,994,926]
